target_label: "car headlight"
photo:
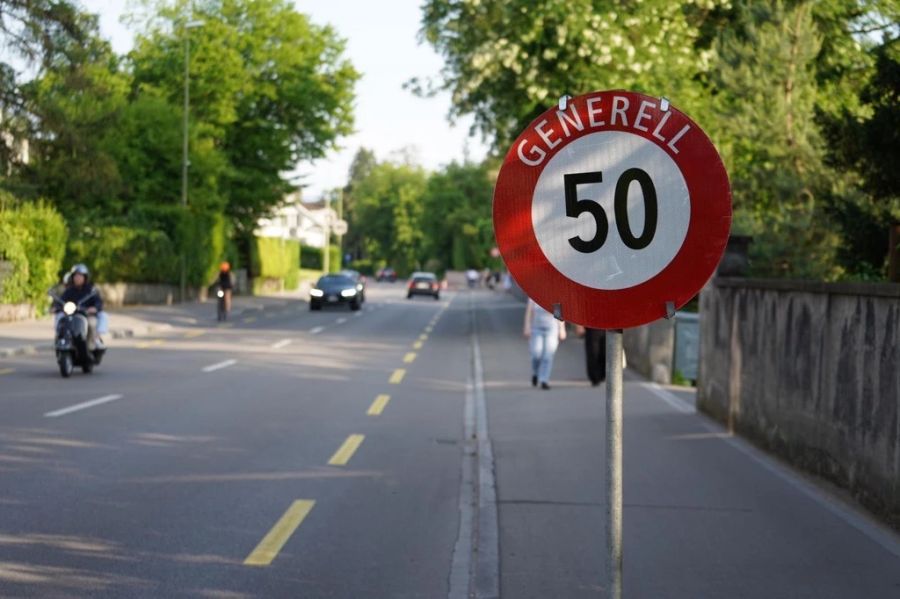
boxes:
[63,301,77,315]
[357,284,363,291]
[340,288,357,298]
[310,289,324,297]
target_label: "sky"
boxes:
[79,0,489,201]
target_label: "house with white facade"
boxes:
[254,192,338,248]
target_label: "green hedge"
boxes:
[0,199,68,310]
[300,244,341,272]
[253,237,301,290]
[65,208,224,287]
[67,225,178,284]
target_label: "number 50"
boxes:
[564,169,658,253]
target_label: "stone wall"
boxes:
[96,283,207,307]
[698,277,900,527]
[0,303,35,323]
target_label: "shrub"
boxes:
[0,199,68,310]
[65,207,225,287]
[300,244,341,272]
[67,225,178,284]
[300,244,323,269]
[253,237,300,289]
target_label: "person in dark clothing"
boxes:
[217,262,233,314]
[57,264,106,349]
[578,326,606,386]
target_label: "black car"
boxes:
[376,267,397,282]
[310,274,362,311]
[340,269,367,303]
[407,272,440,300]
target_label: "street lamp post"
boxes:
[180,19,203,303]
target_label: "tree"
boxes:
[17,30,129,216]
[420,161,495,271]
[708,1,846,279]
[820,17,899,277]
[129,0,359,236]
[352,160,429,274]
[0,1,91,178]
[417,0,728,150]
[342,147,377,259]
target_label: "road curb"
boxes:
[0,323,173,360]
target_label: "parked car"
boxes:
[407,272,440,300]
[376,267,397,282]
[310,274,363,311]
[340,269,367,303]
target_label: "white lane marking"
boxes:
[644,382,693,413]
[45,394,123,418]
[309,326,325,335]
[644,382,900,559]
[335,317,347,325]
[271,339,292,350]
[202,359,237,373]
[353,312,363,318]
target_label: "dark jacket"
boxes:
[217,271,233,290]
[59,283,103,312]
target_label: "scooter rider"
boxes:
[56,264,107,349]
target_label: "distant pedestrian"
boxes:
[523,299,566,390]
[577,326,606,386]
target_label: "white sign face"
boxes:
[332,219,348,236]
[531,131,690,290]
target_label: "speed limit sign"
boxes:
[493,90,731,329]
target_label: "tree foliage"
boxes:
[0,0,358,290]
[341,153,498,275]
[418,0,729,150]
[130,0,360,235]
[419,0,900,280]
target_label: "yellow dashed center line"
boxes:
[184,330,206,339]
[328,434,365,466]
[243,500,315,567]
[389,368,406,384]
[367,394,390,416]
[413,340,423,350]
[0,368,14,375]
[136,339,164,349]
[424,326,433,333]
[403,352,417,364]
[418,334,428,342]
[243,316,257,324]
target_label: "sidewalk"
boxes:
[0,290,309,359]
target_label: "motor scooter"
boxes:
[49,289,106,377]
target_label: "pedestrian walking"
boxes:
[577,326,606,386]
[523,299,566,390]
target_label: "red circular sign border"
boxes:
[493,90,732,330]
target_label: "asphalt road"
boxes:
[1,284,899,598]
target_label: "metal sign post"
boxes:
[606,329,624,599]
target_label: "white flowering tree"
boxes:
[416,0,728,149]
